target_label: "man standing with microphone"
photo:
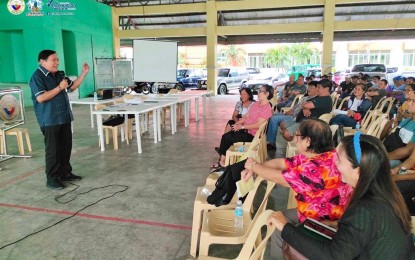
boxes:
[29,50,89,189]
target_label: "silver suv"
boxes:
[197,67,249,95]
[348,64,387,79]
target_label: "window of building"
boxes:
[217,52,226,62]
[248,53,265,68]
[309,53,321,65]
[403,50,415,66]
[348,50,390,66]
[348,51,368,67]
[369,51,390,65]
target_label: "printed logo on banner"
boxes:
[46,0,76,16]
[7,0,26,15]
[27,0,44,16]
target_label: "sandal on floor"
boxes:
[211,163,223,169]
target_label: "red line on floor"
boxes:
[0,202,192,231]
[0,166,44,188]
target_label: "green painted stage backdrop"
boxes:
[0,0,114,106]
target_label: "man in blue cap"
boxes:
[386,75,405,102]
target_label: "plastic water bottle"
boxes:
[355,122,360,131]
[392,113,397,128]
[234,200,244,234]
[93,91,98,102]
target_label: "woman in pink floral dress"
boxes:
[242,118,353,259]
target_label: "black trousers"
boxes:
[396,180,415,215]
[41,123,72,182]
[218,130,254,155]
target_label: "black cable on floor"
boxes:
[0,183,129,250]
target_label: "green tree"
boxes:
[263,46,291,70]
[289,43,318,64]
[264,43,319,69]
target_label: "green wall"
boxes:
[0,0,114,106]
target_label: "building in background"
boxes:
[121,39,415,73]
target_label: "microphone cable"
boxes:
[0,183,129,250]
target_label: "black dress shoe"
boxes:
[61,173,82,182]
[46,180,65,190]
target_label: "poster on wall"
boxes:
[94,59,114,89]
[113,60,133,87]
[7,0,78,17]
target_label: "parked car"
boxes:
[246,67,260,73]
[149,68,207,93]
[306,67,322,79]
[246,67,261,79]
[242,73,288,94]
[197,67,249,95]
[333,70,347,85]
[348,63,387,79]
[386,67,415,83]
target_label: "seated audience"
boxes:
[330,83,372,128]
[396,83,415,121]
[390,142,415,175]
[327,72,338,92]
[242,118,353,259]
[339,75,355,99]
[266,81,318,150]
[371,75,381,89]
[360,75,373,89]
[279,74,297,102]
[281,79,333,141]
[386,96,415,167]
[222,88,255,133]
[213,85,273,168]
[276,74,307,112]
[406,76,415,86]
[366,79,388,109]
[387,76,406,102]
[269,134,414,259]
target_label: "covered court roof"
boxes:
[98,0,415,46]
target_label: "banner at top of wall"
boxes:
[7,0,77,17]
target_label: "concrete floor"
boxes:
[0,92,288,260]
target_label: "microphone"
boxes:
[57,71,73,89]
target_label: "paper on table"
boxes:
[236,177,254,198]
[124,98,142,104]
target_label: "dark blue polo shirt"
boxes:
[29,66,73,127]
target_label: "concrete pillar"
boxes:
[390,41,404,67]
[112,7,120,58]
[206,0,218,95]
[334,42,349,71]
[321,0,335,75]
